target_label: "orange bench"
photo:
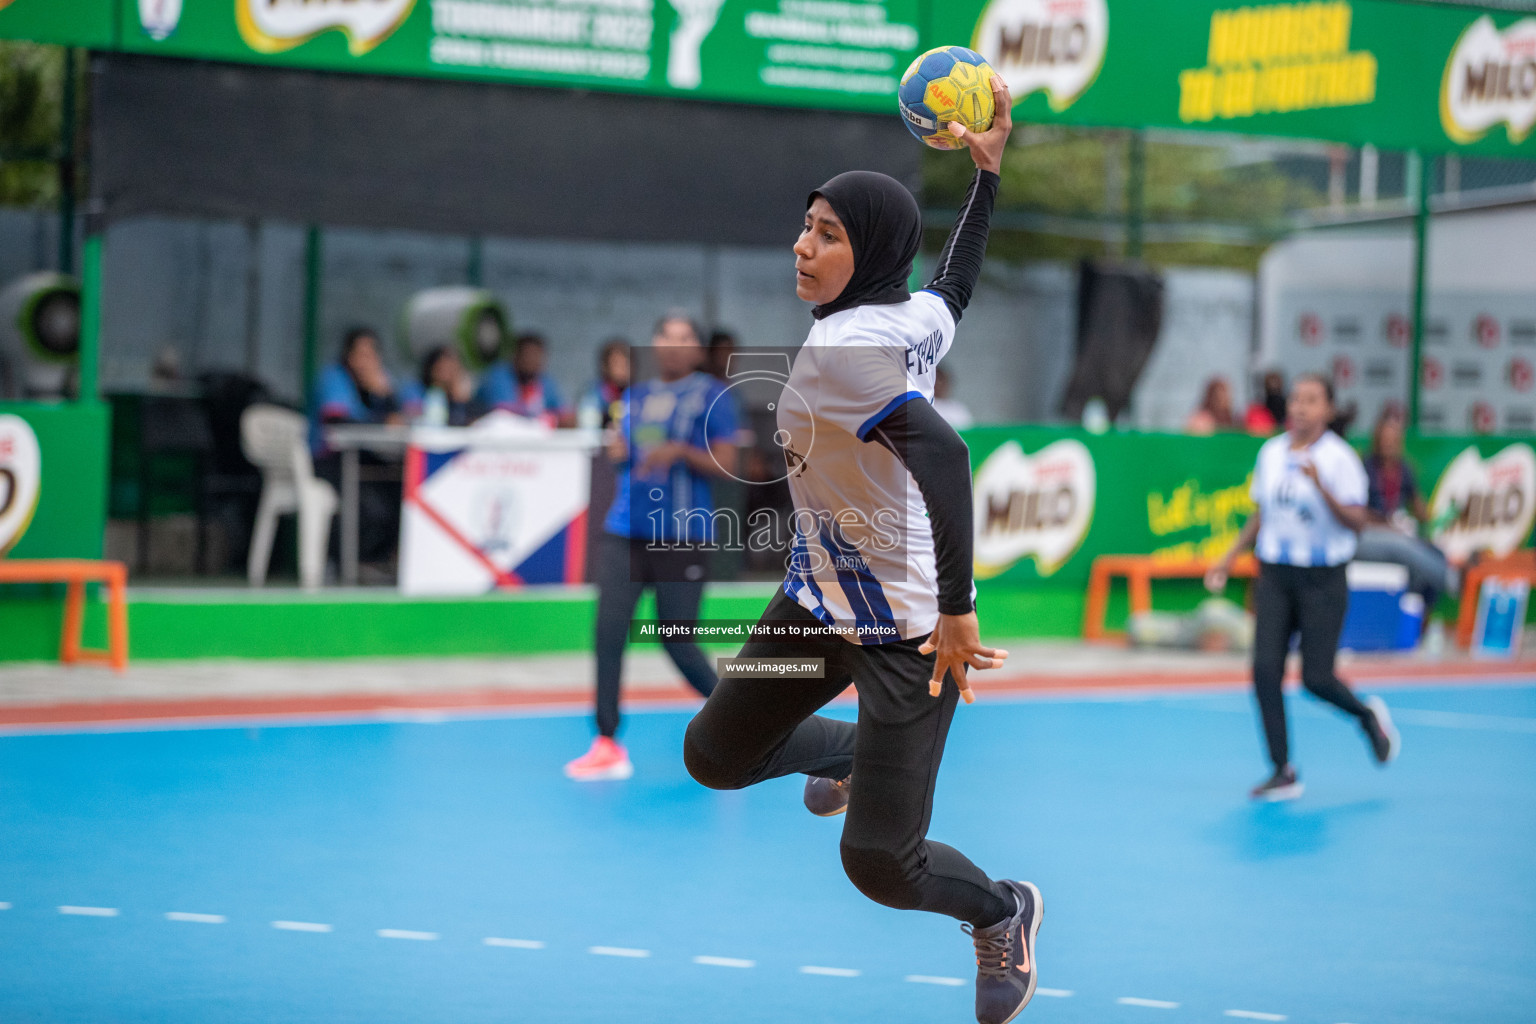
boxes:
[0,559,129,671]
[1455,549,1536,651]
[1083,554,1258,642]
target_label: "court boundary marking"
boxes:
[0,662,1530,735]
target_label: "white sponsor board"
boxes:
[973,0,1108,112]
[0,414,42,557]
[973,438,1096,578]
[399,430,595,594]
[1427,443,1536,565]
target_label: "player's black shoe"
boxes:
[1249,764,1304,802]
[802,773,851,817]
[1363,696,1401,765]
[963,879,1042,1024]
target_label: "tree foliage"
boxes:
[0,41,66,206]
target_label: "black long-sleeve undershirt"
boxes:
[866,398,975,616]
[925,169,999,322]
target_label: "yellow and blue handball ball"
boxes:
[898,45,996,151]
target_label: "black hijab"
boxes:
[807,171,922,320]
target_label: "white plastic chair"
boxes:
[240,404,337,590]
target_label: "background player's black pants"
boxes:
[594,533,717,739]
[683,591,1014,929]
[1252,562,1371,769]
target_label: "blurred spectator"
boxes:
[1243,369,1285,434]
[1355,409,1456,612]
[1185,376,1237,434]
[310,327,404,566]
[405,346,487,427]
[932,365,974,429]
[309,327,404,456]
[577,338,630,430]
[706,329,737,383]
[477,332,572,427]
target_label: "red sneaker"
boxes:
[563,737,634,781]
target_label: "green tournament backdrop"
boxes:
[2,0,1533,154]
[965,427,1536,588]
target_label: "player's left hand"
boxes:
[949,74,1013,175]
[1298,460,1320,483]
[919,611,1009,705]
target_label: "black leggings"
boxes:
[683,591,1013,929]
[1252,562,1371,769]
[594,533,717,738]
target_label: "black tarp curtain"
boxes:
[88,53,920,246]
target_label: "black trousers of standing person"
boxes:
[593,533,717,739]
[1252,562,1372,769]
[683,591,1014,930]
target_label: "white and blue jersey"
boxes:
[777,289,957,643]
[604,372,739,544]
[1251,430,1369,567]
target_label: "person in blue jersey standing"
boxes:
[682,78,1042,1024]
[1207,373,1401,801]
[563,313,739,782]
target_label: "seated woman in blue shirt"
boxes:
[402,346,490,427]
[309,327,404,566]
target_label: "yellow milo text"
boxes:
[1178,2,1377,124]
[1146,477,1255,562]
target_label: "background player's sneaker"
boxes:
[802,773,851,816]
[563,737,633,781]
[1249,765,1303,801]
[1363,696,1401,765]
[963,879,1042,1024]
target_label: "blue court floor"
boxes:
[1,679,1533,1024]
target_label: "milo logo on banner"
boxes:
[1428,443,1536,565]
[0,415,42,557]
[1441,15,1536,145]
[237,0,416,55]
[972,439,1096,578]
[973,0,1108,111]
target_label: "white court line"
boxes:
[693,955,755,968]
[1225,1011,1287,1021]
[905,975,964,986]
[1119,996,1181,1009]
[484,937,545,949]
[800,966,860,977]
[59,906,118,917]
[378,929,438,941]
[165,912,226,924]
[589,946,650,958]
[271,920,332,933]
[1037,988,1075,997]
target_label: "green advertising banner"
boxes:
[964,426,1536,589]
[8,0,1533,154]
[0,402,109,561]
[0,0,115,47]
[931,0,1536,157]
[116,0,921,113]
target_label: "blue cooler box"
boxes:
[1339,561,1423,652]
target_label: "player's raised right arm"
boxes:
[926,76,1011,322]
